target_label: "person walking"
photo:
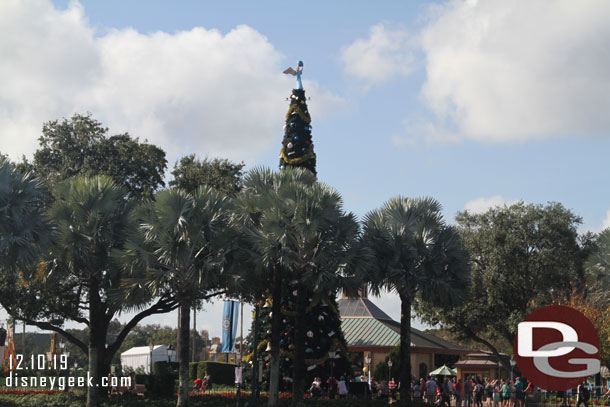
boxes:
[338,376,348,399]
[454,378,463,407]
[474,379,484,407]
[577,382,590,407]
[426,377,438,405]
[492,379,501,407]
[502,379,512,407]
[389,377,397,399]
[514,378,525,407]
[464,377,474,407]
[413,379,422,400]
[442,378,453,407]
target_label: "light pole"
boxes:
[149,342,154,375]
[387,360,393,382]
[167,344,175,363]
[365,355,372,385]
[329,350,337,377]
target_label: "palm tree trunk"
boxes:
[269,266,283,407]
[291,283,307,407]
[177,300,191,407]
[399,294,413,407]
[87,277,103,407]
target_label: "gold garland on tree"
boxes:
[285,104,311,123]
[280,144,316,165]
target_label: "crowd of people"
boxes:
[412,376,533,407]
[307,373,598,407]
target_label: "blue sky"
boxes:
[2,0,610,339]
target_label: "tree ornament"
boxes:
[306,348,313,353]
[287,142,293,149]
[318,315,324,321]
[294,135,299,141]
[289,344,294,350]
[292,290,298,296]
[307,331,314,338]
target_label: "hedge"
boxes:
[187,361,237,386]
[0,394,435,407]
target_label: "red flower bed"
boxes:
[0,389,62,395]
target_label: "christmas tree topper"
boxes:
[283,61,304,90]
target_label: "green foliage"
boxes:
[121,186,234,405]
[0,394,431,407]
[197,362,207,383]
[234,167,366,400]
[190,362,199,381]
[362,197,470,306]
[194,361,237,386]
[373,344,401,381]
[135,374,150,385]
[170,155,244,196]
[147,361,177,397]
[0,156,50,270]
[585,228,610,290]
[279,88,317,175]
[361,196,469,405]
[422,201,586,362]
[21,113,166,198]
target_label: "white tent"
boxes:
[120,345,176,374]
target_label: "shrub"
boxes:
[189,362,199,382]
[148,361,177,397]
[195,361,237,386]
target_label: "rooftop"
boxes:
[338,296,468,351]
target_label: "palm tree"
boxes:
[233,168,366,407]
[44,176,137,407]
[0,157,49,269]
[124,186,231,407]
[361,197,469,407]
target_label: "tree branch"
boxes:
[105,296,179,363]
[20,318,87,354]
[467,333,511,370]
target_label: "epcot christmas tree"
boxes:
[244,62,351,399]
[279,61,316,175]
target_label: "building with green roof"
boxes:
[338,290,469,380]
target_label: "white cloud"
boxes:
[420,0,610,142]
[0,0,341,165]
[345,1,610,143]
[339,24,416,87]
[463,195,518,214]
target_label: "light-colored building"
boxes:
[454,351,511,381]
[338,291,469,380]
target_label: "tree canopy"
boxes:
[20,113,167,198]
[361,196,469,407]
[170,155,244,196]
[420,202,586,365]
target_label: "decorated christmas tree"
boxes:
[247,287,350,392]
[244,61,350,396]
[279,61,316,176]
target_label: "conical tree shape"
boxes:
[279,88,316,175]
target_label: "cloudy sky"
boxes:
[2,0,610,338]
